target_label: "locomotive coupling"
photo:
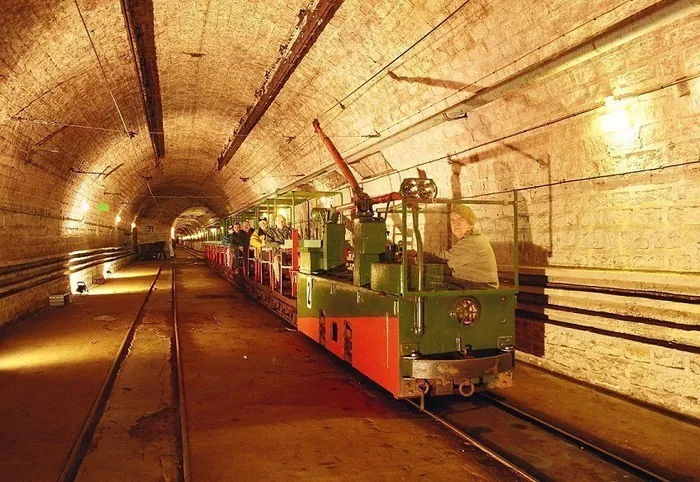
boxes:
[458,380,476,397]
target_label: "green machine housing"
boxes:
[353,219,387,286]
[299,222,346,274]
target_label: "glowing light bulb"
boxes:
[115,215,122,223]
[600,109,631,134]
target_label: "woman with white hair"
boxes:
[266,214,292,288]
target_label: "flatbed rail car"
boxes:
[202,184,519,403]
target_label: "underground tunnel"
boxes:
[0,0,698,480]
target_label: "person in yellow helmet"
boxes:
[443,204,499,288]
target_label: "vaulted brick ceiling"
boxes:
[6,0,691,238]
[1,0,469,231]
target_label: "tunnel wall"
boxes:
[2,0,698,419]
[299,2,700,418]
[135,218,172,251]
[0,207,135,330]
[0,246,135,330]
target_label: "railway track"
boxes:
[409,393,673,482]
[190,246,686,481]
[172,261,191,482]
[57,263,191,482]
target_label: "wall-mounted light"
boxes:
[171,226,175,240]
[600,96,639,154]
[131,221,137,230]
[600,97,631,133]
[115,215,122,224]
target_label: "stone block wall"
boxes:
[0,248,135,330]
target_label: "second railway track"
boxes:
[57,263,191,482]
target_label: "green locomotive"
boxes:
[295,187,518,402]
[205,120,518,404]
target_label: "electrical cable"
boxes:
[74,0,162,212]
[0,204,133,234]
[8,117,255,137]
[73,0,131,138]
[221,0,475,198]
[363,69,700,188]
[318,0,474,119]
[229,0,641,199]
[325,0,647,157]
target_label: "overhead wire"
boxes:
[74,0,155,209]
[8,116,254,137]
[227,0,474,199]
[230,0,643,200]
[322,0,645,160]
[363,69,700,189]
[73,0,131,138]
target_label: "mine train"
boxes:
[200,120,519,403]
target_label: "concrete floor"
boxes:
[502,363,700,481]
[0,264,162,481]
[1,253,697,481]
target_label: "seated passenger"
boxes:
[240,221,252,273]
[266,214,293,286]
[265,214,292,249]
[223,225,234,268]
[229,222,243,271]
[249,217,269,257]
[443,204,499,289]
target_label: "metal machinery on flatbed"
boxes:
[203,119,519,404]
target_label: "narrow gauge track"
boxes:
[172,261,191,482]
[57,264,190,482]
[410,393,672,482]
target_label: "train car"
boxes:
[203,121,519,405]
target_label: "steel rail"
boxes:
[172,262,191,482]
[479,393,672,482]
[405,399,540,482]
[57,265,163,482]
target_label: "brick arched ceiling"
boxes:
[7,0,680,239]
[0,0,311,230]
[1,0,473,233]
[172,206,219,237]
